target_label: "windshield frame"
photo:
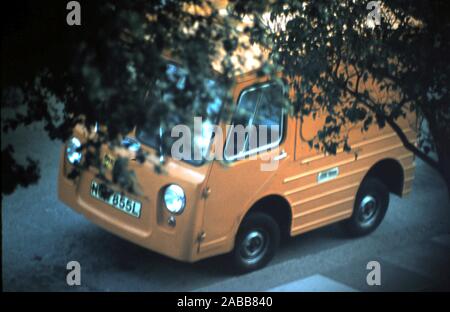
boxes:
[135,61,226,167]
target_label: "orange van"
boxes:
[58,62,416,273]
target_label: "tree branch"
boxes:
[342,84,441,172]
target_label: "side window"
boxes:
[252,84,283,146]
[224,83,284,160]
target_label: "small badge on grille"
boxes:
[103,154,115,170]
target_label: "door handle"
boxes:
[273,150,287,161]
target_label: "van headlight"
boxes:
[164,184,186,214]
[66,137,82,164]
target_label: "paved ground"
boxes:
[2,121,450,292]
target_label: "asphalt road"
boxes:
[2,121,450,292]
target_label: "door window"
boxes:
[224,83,284,160]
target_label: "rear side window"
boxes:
[224,83,284,160]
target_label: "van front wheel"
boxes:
[232,212,280,273]
[342,177,389,237]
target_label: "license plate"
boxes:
[90,181,142,218]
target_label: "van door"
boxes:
[199,81,291,255]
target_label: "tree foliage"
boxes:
[2,0,242,195]
[2,0,450,196]
[232,0,450,192]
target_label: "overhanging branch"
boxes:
[342,84,441,172]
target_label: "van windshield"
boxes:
[136,63,224,166]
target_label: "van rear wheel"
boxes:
[231,212,280,273]
[342,177,389,237]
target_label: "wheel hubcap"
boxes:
[358,195,378,226]
[240,230,268,264]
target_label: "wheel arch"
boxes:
[239,194,293,239]
[363,158,405,197]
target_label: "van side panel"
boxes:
[285,112,416,236]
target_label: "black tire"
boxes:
[341,177,389,237]
[231,212,280,273]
